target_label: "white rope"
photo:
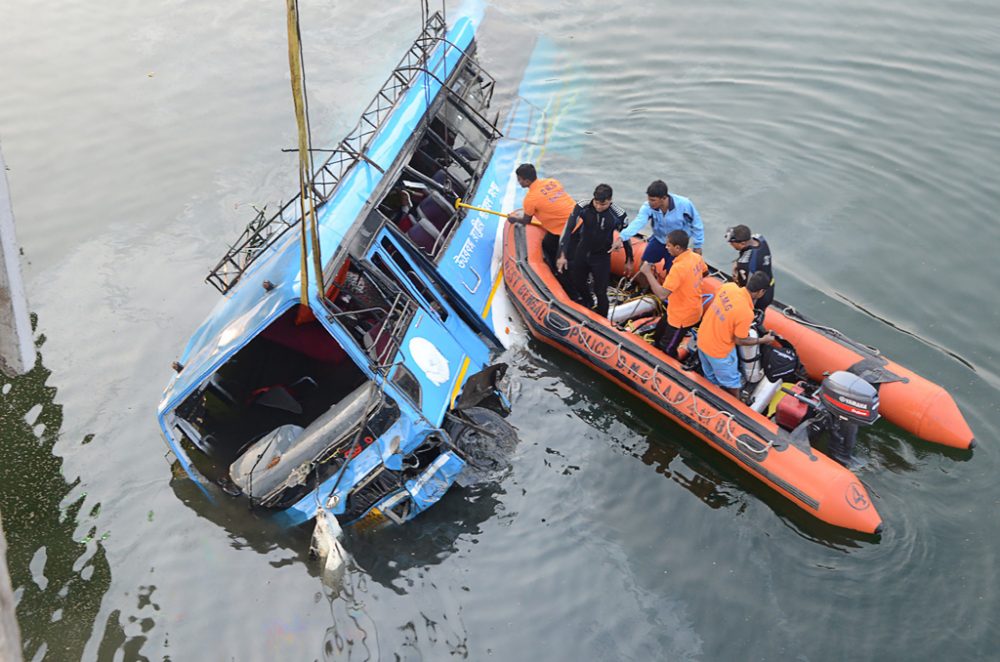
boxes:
[689,390,773,455]
[524,280,771,456]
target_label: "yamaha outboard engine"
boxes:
[816,371,880,467]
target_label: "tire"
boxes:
[446,406,518,487]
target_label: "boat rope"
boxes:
[782,306,881,356]
[520,275,774,456]
[689,390,772,455]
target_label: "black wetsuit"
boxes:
[559,200,633,316]
[734,233,774,311]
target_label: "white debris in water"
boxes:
[311,508,348,587]
[23,403,42,426]
[29,546,48,591]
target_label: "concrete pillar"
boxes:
[0,515,23,662]
[0,144,34,377]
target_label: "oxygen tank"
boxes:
[739,328,765,384]
[608,295,659,323]
[747,377,782,413]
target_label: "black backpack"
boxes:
[760,338,799,381]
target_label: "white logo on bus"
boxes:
[408,337,450,386]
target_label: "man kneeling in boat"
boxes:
[637,229,707,358]
[698,271,775,397]
[556,184,633,317]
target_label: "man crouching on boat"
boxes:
[556,184,633,317]
[698,271,775,398]
[638,229,707,358]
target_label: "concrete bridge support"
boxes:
[0,144,33,377]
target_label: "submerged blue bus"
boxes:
[157,4,558,534]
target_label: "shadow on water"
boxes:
[309,486,502,660]
[169,460,500,660]
[344,483,502,591]
[167,456,504,586]
[168,469,304,558]
[538,342,884,550]
[0,318,111,661]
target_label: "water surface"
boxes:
[1,0,998,658]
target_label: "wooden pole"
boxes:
[0,144,34,377]
[0,514,23,662]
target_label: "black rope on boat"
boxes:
[781,305,882,356]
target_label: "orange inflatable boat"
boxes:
[503,223,976,534]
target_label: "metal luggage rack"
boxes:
[206,11,498,295]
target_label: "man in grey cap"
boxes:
[726,224,774,312]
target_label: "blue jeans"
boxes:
[699,348,741,389]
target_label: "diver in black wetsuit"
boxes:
[727,224,775,312]
[556,183,634,317]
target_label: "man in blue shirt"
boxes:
[612,180,704,276]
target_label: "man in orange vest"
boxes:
[638,229,707,358]
[698,271,775,397]
[506,163,577,271]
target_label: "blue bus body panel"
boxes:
[437,37,564,327]
[157,3,576,528]
[158,7,484,419]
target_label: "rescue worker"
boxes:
[612,179,704,274]
[698,271,775,397]
[556,183,633,317]
[638,229,707,358]
[506,163,577,271]
[726,224,775,312]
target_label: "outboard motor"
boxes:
[815,371,880,467]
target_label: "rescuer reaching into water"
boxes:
[556,183,633,317]
[638,229,707,358]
